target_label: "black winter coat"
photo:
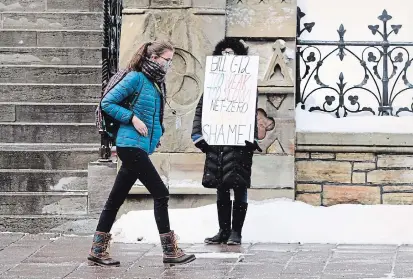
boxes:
[191,94,259,190]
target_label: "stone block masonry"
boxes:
[296,132,413,206]
[117,0,297,203]
[0,0,102,233]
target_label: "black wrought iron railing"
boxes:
[296,7,413,118]
[99,0,123,160]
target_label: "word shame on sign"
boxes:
[202,55,259,146]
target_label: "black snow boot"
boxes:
[160,230,196,266]
[204,200,232,244]
[227,201,248,245]
[88,232,120,267]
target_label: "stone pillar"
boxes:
[226,0,297,190]
[87,161,117,216]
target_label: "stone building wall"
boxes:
[88,1,413,212]
[296,132,413,206]
[116,0,297,194]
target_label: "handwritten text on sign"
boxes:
[202,55,259,146]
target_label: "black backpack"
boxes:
[95,69,143,143]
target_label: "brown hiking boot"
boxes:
[160,231,196,266]
[87,232,120,267]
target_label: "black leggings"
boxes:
[217,187,248,203]
[96,147,170,234]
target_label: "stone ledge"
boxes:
[0,192,88,215]
[122,9,146,14]
[119,153,294,189]
[258,86,294,94]
[310,153,335,160]
[297,145,413,153]
[0,215,90,234]
[297,132,413,153]
[130,186,215,195]
[192,9,226,15]
[123,6,193,11]
[129,186,294,200]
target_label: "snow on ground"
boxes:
[296,107,413,133]
[111,199,413,245]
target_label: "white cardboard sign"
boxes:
[202,55,259,146]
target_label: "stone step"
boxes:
[0,191,88,215]
[0,47,101,65]
[0,0,47,12]
[0,103,97,123]
[0,0,102,12]
[0,30,102,47]
[0,122,98,143]
[0,215,90,233]
[1,12,102,30]
[0,144,98,170]
[0,83,100,103]
[0,169,88,192]
[0,142,99,151]
[46,0,102,12]
[0,65,101,84]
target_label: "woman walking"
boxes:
[88,41,195,267]
[191,38,261,245]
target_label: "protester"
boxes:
[88,41,195,267]
[191,38,261,245]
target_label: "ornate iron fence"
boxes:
[296,7,413,118]
[99,0,123,160]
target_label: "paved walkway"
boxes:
[1,233,413,279]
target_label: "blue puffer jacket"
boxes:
[101,71,163,155]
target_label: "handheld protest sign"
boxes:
[202,55,259,146]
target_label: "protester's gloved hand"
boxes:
[195,139,210,153]
[245,140,262,152]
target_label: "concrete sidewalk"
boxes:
[0,233,413,279]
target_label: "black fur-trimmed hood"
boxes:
[212,38,248,56]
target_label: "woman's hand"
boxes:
[195,139,209,153]
[245,140,262,152]
[132,115,148,137]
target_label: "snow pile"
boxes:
[296,108,413,133]
[111,199,413,245]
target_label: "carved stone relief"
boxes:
[257,114,295,155]
[244,39,295,94]
[256,92,295,154]
[257,109,275,140]
[119,9,225,152]
[261,40,294,88]
[166,48,203,110]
